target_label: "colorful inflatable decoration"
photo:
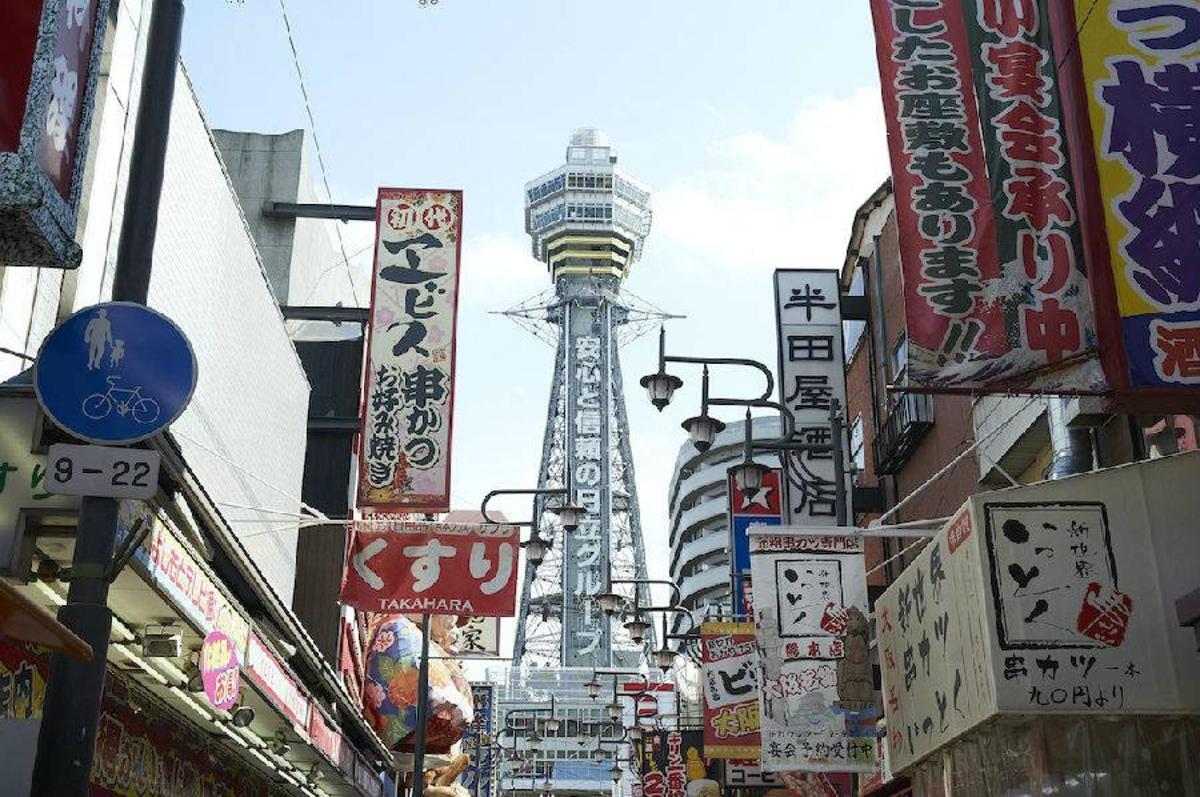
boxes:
[363,614,474,750]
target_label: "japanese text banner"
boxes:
[358,188,463,512]
[341,520,519,616]
[701,621,761,759]
[1072,0,1200,390]
[749,528,876,773]
[869,0,1104,390]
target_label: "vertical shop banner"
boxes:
[359,188,463,512]
[700,621,761,759]
[869,0,1104,389]
[463,684,496,797]
[749,529,876,773]
[961,0,1098,386]
[341,520,520,616]
[456,616,502,657]
[728,468,784,616]
[878,454,1200,775]
[639,730,718,797]
[1072,1,1200,389]
[774,270,853,525]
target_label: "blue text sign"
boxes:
[34,302,197,444]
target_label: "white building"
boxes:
[667,416,781,635]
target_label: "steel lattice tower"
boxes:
[508,129,663,668]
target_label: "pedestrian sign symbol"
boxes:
[33,302,197,445]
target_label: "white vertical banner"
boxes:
[773,270,852,525]
[749,526,876,773]
[358,188,463,513]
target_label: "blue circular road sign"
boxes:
[33,302,198,445]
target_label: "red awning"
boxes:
[0,579,92,661]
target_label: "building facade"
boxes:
[0,2,389,794]
[666,417,781,633]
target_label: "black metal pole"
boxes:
[412,613,433,797]
[31,1,184,793]
[830,398,847,527]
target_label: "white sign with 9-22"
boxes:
[45,444,160,499]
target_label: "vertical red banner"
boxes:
[869,0,1004,385]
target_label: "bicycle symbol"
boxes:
[82,376,161,425]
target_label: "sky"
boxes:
[180,0,890,626]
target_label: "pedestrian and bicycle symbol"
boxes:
[34,302,197,445]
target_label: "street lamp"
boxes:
[623,616,652,646]
[523,534,549,568]
[680,364,725,452]
[595,589,623,616]
[610,762,623,784]
[527,730,543,751]
[653,644,676,673]
[552,501,585,532]
[606,697,623,721]
[732,459,772,500]
[545,715,561,734]
[627,724,645,743]
[585,672,602,700]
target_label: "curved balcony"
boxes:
[670,524,729,581]
[677,566,732,608]
[671,495,728,549]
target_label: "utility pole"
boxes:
[31,1,185,792]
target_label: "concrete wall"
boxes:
[213,128,350,307]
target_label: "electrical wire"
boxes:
[277,0,361,307]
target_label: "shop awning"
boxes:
[0,579,92,661]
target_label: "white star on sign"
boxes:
[738,483,773,511]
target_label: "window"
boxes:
[850,415,865,472]
[890,333,908,386]
[843,266,866,359]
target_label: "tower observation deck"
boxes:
[511,129,657,668]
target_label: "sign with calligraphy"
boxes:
[199,630,241,711]
[359,188,463,512]
[0,0,109,269]
[748,528,876,773]
[92,675,272,797]
[1070,1,1200,395]
[773,270,853,526]
[700,621,761,759]
[728,468,783,616]
[456,616,501,657]
[639,730,717,797]
[868,0,1103,391]
[462,684,496,797]
[341,520,520,616]
[878,453,1200,774]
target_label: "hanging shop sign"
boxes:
[748,528,876,773]
[341,519,520,616]
[773,270,853,525]
[199,630,241,712]
[700,621,761,759]
[0,0,109,269]
[115,501,251,660]
[639,730,718,797]
[244,632,311,736]
[727,468,783,616]
[456,616,501,657]
[1069,1,1200,396]
[877,453,1200,774]
[868,0,1104,391]
[308,704,346,769]
[462,684,496,797]
[358,188,463,513]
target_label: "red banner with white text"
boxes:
[341,520,520,616]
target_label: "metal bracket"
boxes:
[105,518,148,583]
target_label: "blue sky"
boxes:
[180,1,890,597]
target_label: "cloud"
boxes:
[653,87,889,275]
[457,233,549,311]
